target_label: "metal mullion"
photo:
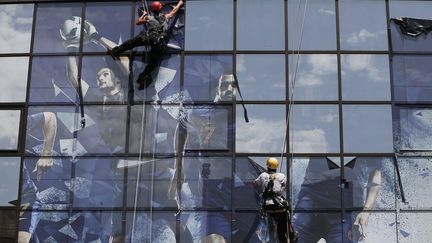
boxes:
[119,2,136,242]
[231,0,237,239]
[175,1,187,241]
[335,0,347,227]
[15,2,38,241]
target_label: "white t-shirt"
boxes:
[255,172,286,195]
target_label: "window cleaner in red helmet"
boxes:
[109,0,184,90]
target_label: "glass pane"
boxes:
[348,212,396,242]
[125,158,176,208]
[0,110,20,150]
[125,211,176,243]
[394,108,432,151]
[129,105,179,154]
[0,209,17,243]
[398,212,432,243]
[0,157,20,206]
[234,157,267,210]
[236,105,285,153]
[342,54,391,101]
[293,213,345,242]
[84,2,132,52]
[339,0,388,50]
[71,158,121,208]
[181,211,231,242]
[288,0,336,50]
[392,55,432,103]
[81,56,128,103]
[79,105,127,154]
[133,54,181,103]
[398,157,432,209]
[0,4,33,53]
[343,157,395,210]
[26,108,75,156]
[237,0,284,50]
[343,105,393,153]
[232,212,261,243]
[184,106,232,151]
[33,3,82,53]
[292,157,341,210]
[237,54,285,100]
[184,55,232,102]
[390,1,432,52]
[289,54,338,101]
[185,0,233,50]
[29,56,79,104]
[291,105,339,153]
[21,157,72,216]
[180,157,231,209]
[0,57,28,102]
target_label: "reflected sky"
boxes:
[185,0,232,50]
[289,54,338,101]
[184,55,232,102]
[0,4,33,53]
[29,56,78,104]
[84,2,132,52]
[341,54,390,101]
[33,3,82,53]
[339,0,387,50]
[237,54,285,100]
[0,157,20,206]
[0,57,28,102]
[236,105,285,153]
[392,55,432,102]
[0,110,20,150]
[343,105,393,153]
[288,0,336,50]
[291,105,339,153]
[237,0,284,50]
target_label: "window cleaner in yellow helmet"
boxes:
[254,157,299,242]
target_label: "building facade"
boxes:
[0,0,431,242]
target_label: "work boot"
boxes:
[289,230,299,243]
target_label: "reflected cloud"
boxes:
[318,8,335,15]
[237,119,285,153]
[343,55,387,82]
[291,128,328,153]
[0,4,32,53]
[0,111,20,149]
[346,29,386,49]
[295,55,336,88]
[0,57,28,102]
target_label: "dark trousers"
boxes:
[114,33,166,89]
[269,211,288,242]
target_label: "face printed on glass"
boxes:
[96,67,116,92]
[216,74,234,101]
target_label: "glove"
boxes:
[84,20,100,44]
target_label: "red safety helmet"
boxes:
[151,1,163,12]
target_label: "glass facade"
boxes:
[0,0,431,242]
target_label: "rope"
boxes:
[279,0,308,171]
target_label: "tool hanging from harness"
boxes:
[261,175,288,213]
[145,14,168,47]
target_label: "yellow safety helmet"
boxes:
[266,157,278,170]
